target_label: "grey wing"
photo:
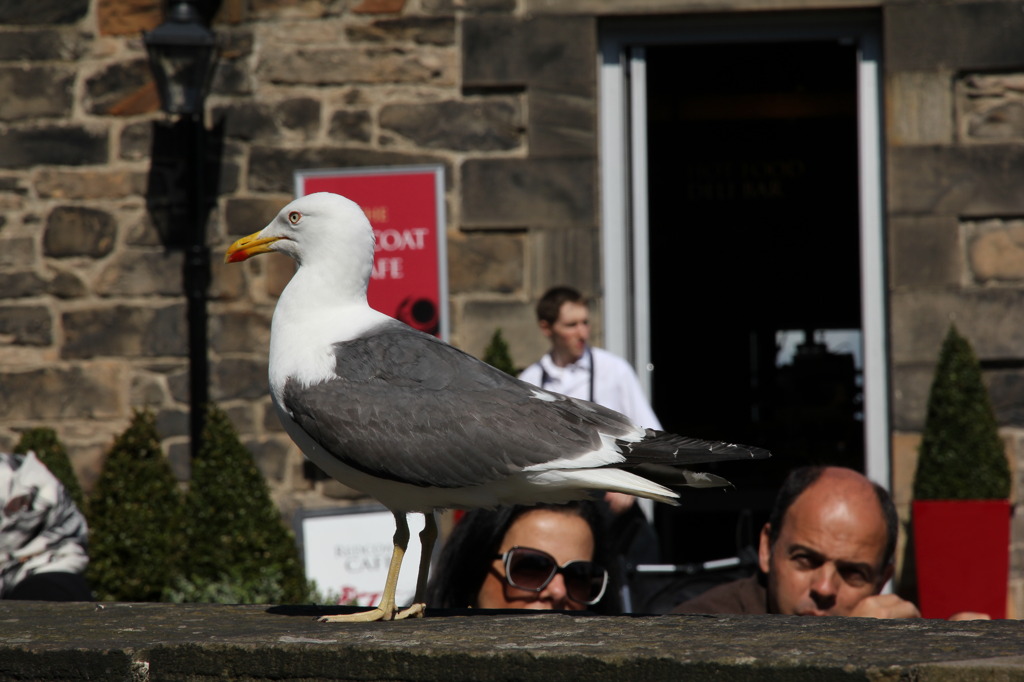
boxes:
[282,323,642,488]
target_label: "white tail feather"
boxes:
[528,468,680,506]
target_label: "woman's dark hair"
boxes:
[426,500,615,612]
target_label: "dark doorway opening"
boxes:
[645,41,863,570]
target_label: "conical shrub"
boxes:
[913,324,1010,500]
[483,328,517,376]
[177,404,308,603]
[14,427,86,512]
[88,410,184,601]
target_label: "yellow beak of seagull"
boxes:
[224,232,282,263]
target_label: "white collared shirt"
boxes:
[519,346,662,430]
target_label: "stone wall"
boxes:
[884,1,1024,615]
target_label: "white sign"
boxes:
[297,506,427,608]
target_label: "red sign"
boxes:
[295,166,448,340]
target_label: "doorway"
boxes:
[647,40,862,563]
[599,16,887,573]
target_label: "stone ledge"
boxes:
[1,601,1023,681]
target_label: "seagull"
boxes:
[225,192,769,622]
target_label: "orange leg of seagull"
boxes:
[319,511,411,623]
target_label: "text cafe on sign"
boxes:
[295,165,449,340]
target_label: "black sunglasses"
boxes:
[494,546,608,606]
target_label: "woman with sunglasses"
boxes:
[426,501,618,613]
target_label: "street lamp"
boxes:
[145,1,217,462]
[144,1,216,116]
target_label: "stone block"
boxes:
[46,269,88,299]
[130,370,171,407]
[263,255,296,298]
[247,146,446,193]
[528,88,596,159]
[960,74,1024,142]
[167,441,191,482]
[223,404,254,434]
[890,289,1024,364]
[208,259,249,301]
[257,47,456,87]
[967,218,1024,283]
[889,145,1024,217]
[35,169,147,200]
[462,16,526,88]
[462,158,596,228]
[83,58,154,116]
[43,206,117,258]
[62,304,187,359]
[224,196,288,237]
[0,1,88,24]
[0,366,121,420]
[448,232,524,294]
[520,15,596,96]
[0,306,52,345]
[96,0,161,36]
[890,363,935,432]
[0,126,108,168]
[211,357,270,401]
[346,16,456,46]
[95,249,184,297]
[891,431,922,508]
[119,121,154,161]
[352,0,405,13]
[321,478,366,500]
[328,110,372,143]
[276,98,320,137]
[214,103,278,142]
[886,70,954,146]
[246,437,288,483]
[886,2,1024,72]
[0,28,85,61]
[465,15,595,94]
[887,215,960,289]
[445,0,513,11]
[262,401,284,431]
[167,366,189,404]
[0,66,74,121]
[990,370,1024,427]
[0,237,34,268]
[0,271,48,299]
[124,212,163,247]
[156,407,190,438]
[209,310,271,354]
[527,227,601,302]
[379,99,522,151]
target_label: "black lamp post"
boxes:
[145,1,217,462]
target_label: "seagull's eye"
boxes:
[288,211,302,225]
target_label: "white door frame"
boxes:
[598,13,890,488]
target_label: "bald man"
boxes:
[673,466,987,619]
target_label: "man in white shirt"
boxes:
[518,286,662,432]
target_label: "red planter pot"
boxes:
[912,499,1011,619]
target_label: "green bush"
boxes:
[180,404,309,604]
[913,324,1010,500]
[14,427,86,512]
[88,410,185,601]
[483,328,517,375]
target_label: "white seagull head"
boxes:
[225,192,376,278]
